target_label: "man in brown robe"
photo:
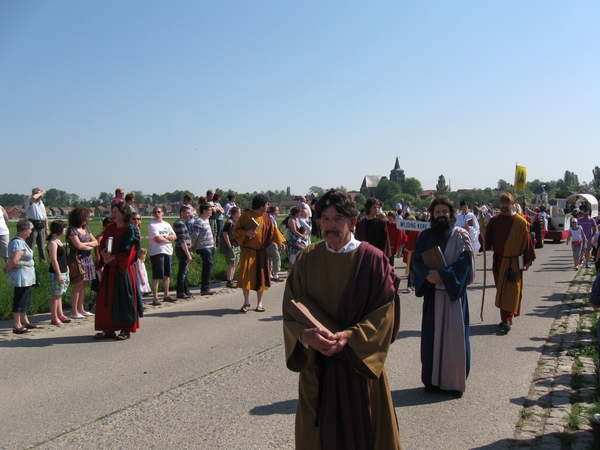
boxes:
[283,189,401,450]
[480,192,536,332]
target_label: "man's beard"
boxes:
[430,216,451,239]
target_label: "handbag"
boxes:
[68,254,85,283]
[573,241,583,247]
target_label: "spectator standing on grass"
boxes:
[221,206,241,288]
[5,219,37,334]
[111,188,125,209]
[267,205,283,283]
[191,204,216,296]
[310,198,322,239]
[26,187,49,263]
[298,207,312,246]
[125,193,137,213]
[0,204,9,264]
[206,190,218,237]
[179,194,197,234]
[224,193,237,218]
[148,206,177,305]
[47,220,71,326]
[67,207,98,319]
[286,206,305,269]
[173,206,195,299]
[212,192,225,246]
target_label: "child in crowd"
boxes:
[47,220,71,326]
[136,248,151,294]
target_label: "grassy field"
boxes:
[0,217,292,321]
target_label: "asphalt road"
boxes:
[0,241,578,450]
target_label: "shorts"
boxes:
[49,272,70,295]
[151,254,172,279]
[0,234,8,259]
[572,243,583,257]
[226,245,240,266]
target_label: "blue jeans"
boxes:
[196,247,215,292]
[175,247,190,296]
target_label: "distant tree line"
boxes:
[2,167,599,213]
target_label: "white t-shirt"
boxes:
[0,206,8,235]
[148,220,175,256]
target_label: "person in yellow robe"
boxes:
[480,192,536,332]
[283,189,401,450]
[233,194,285,313]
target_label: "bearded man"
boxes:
[283,189,401,450]
[413,196,475,398]
[480,192,536,332]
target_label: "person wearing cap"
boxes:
[455,200,481,252]
[480,192,536,332]
[566,217,587,270]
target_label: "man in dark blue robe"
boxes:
[413,196,474,398]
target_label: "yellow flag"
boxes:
[514,165,526,190]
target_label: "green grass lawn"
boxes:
[0,217,293,321]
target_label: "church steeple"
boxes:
[390,156,405,189]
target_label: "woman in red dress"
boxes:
[94,202,142,341]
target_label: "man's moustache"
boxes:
[324,230,341,237]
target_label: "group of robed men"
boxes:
[281,190,535,450]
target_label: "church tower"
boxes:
[389,156,405,190]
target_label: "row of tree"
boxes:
[2,168,599,213]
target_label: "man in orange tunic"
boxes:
[480,192,536,332]
[233,194,285,313]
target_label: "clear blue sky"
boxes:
[1,1,598,200]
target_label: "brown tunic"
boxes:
[283,242,401,450]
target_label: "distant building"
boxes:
[5,206,21,219]
[360,156,406,198]
[360,175,387,199]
